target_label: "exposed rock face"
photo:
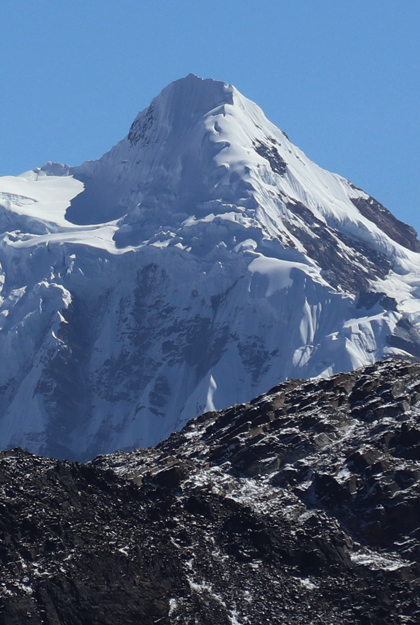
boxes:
[350,191,420,253]
[0,358,419,624]
[283,199,393,293]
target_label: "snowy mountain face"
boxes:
[0,74,419,460]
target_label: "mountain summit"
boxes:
[0,75,419,460]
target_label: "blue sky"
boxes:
[1,0,419,234]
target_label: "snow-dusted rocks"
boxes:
[1,359,420,623]
[0,74,419,459]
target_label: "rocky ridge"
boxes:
[1,358,420,624]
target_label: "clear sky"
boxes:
[1,0,419,234]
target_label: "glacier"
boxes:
[0,74,419,460]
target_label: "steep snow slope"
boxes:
[0,74,419,459]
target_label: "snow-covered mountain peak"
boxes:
[0,77,419,459]
[63,75,420,273]
[128,74,235,142]
[65,74,263,230]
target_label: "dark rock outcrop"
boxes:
[284,199,392,293]
[350,192,420,253]
[254,138,288,175]
[1,358,420,624]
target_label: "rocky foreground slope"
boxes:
[0,358,419,624]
